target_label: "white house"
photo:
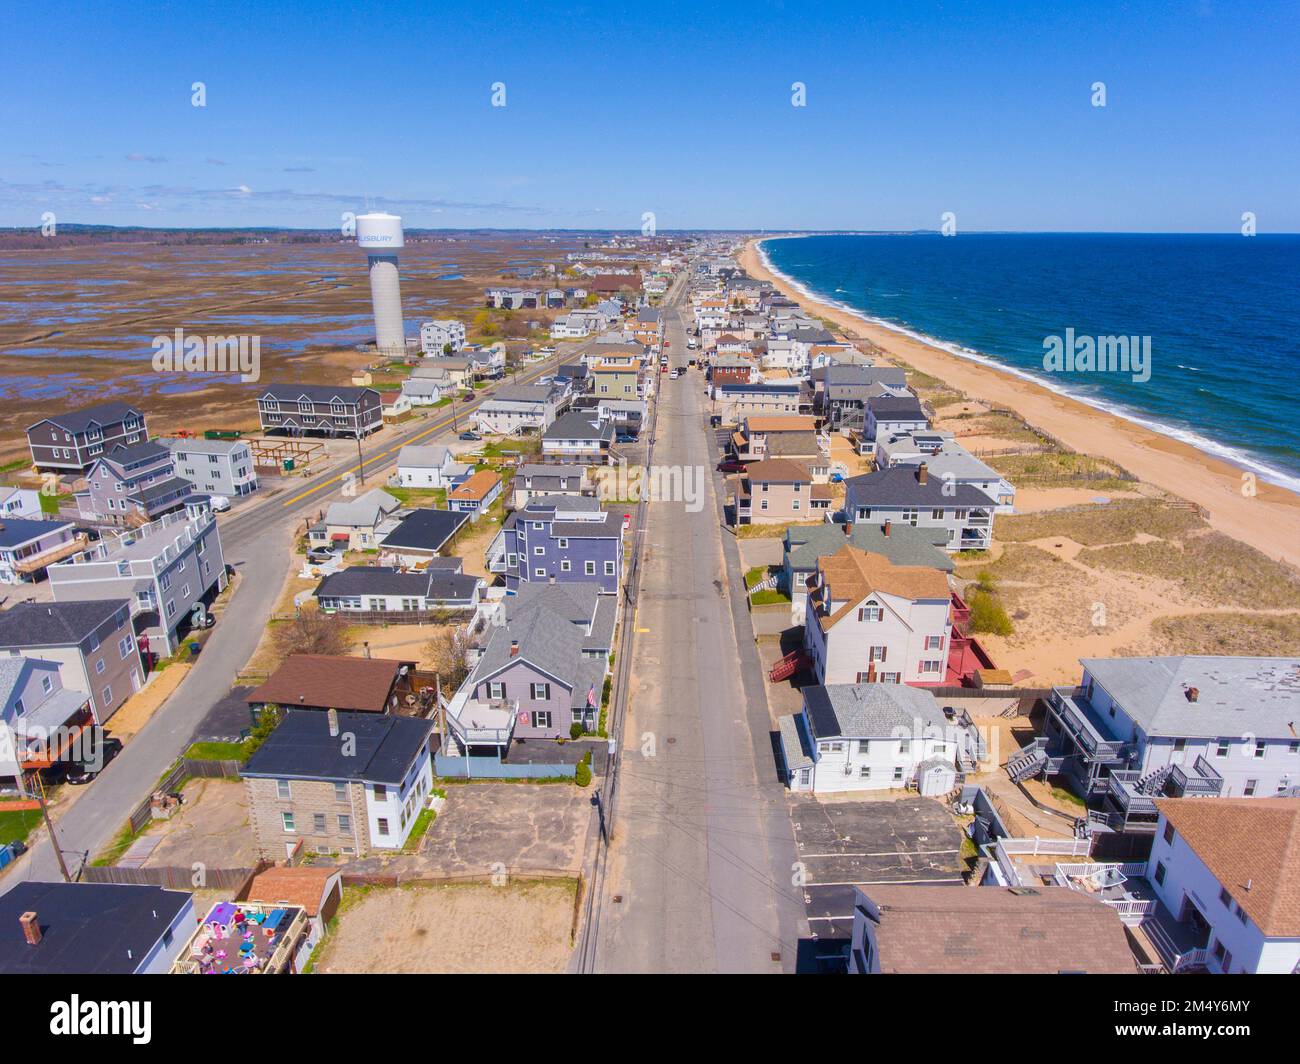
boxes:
[1144,797,1300,974]
[0,487,42,519]
[400,376,448,406]
[803,545,953,687]
[876,430,1016,514]
[0,518,81,585]
[394,445,455,488]
[0,656,94,795]
[420,319,466,355]
[472,384,564,435]
[778,683,960,795]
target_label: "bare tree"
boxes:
[423,626,471,691]
[274,609,354,658]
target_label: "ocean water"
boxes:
[761,233,1300,493]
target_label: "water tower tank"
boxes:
[356,212,406,356]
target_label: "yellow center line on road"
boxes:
[279,356,562,509]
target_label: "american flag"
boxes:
[586,683,597,708]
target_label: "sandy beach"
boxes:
[740,238,1300,571]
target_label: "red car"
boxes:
[717,459,747,473]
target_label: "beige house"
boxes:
[733,458,814,525]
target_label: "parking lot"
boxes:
[791,796,965,939]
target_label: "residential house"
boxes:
[714,382,802,422]
[165,437,259,498]
[26,402,147,473]
[414,357,473,389]
[0,488,42,519]
[445,592,609,744]
[256,385,382,439]
[731,415,820,461]
[243,709,436,857]
[632,306,663,351]
[447,470,503,521]
[865,395,929,443]
[843,464,996,551]
[76,441,190,525]
[876,431,1016,513]
[589,273,642,297]
[802,545,953,687]
[822,366,909,430]
[846,885,1138,975]
[394,445,456,489]
[489,495,624,594]
[781,521,952,615]
[48,503,227,658]
[778,683,960,795]
[314,566,482,619]
[541,411,616,464]
[469,344,507,380]
[400,375,448,406]
[419,319,466,355]
[1033,656,1300,828]
[0,518,83,585]
[1143,798,1300,974]
[731,458,814,525]
[0,657,95,795]
[710,355,755,388]
[472,384,565,435]
[309,489,401,551]
[0,882,194,975]
[375,508,469,566]
[246,654,418,718]
[380,392,413,421]
[511,463,593,508]
[0,599,142,724]
[590,364,644,401]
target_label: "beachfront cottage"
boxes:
[802,545,954,687]
[842,464,997,551]
[245,654,418,719]
[26,402,148,474]
[713,382,803,422]
[243,709,436,858]
[778,683,965,796]
[1019,656,1300,828]
[165,437,259,499]
[488,495,624,594]
[864,394,929,443]
[876,430,1016,513]
[447,470,503,521]
[819,366,909,430]
[256,385,382,439]
[0,657,95,796]
[731,458,815,525]
[541,411,616,464]
[375,509,469,566]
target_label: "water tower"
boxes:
[355,211,406,356]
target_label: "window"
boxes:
[530,710,552,729]
[531,682,551,700]
[892,766,904,782]
[868,645,887,662]
[859,766,871,778]
[534,546,545,555]
[858,740,870,755]
[313,813,326,833]
[534,568,546,578]
[276,779,292,799]
[1254,739,1266,758]
[558,538,568,548]
[338,815,351,833]
[1235,903,1247,926]
[1290,741,1300,755]
[898,739,911,755]
[377,818,390,836]
[931,508,945,520]
[925,635,943,650]
[1244,779,1258,796]
[40,675,53,694]
[798,768,811,785]
[334,782,348,802]
[281,812,296,833]
[560,560,572,572]
[1215,738,1230,757]
[373,784,387,800]
[95,659,106,675]
[604,560,616,575]
[920,660,941,673]
[584,560,596,575]
[1162,821,1175,845]
[118,634,134,658]
[1219,887,1232,908]
[1153,861,1166,885]
[819,742,844,753]
[102,685,113,706]
[488,682,505,700]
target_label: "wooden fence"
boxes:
[126,758,243,834]
[81,862,267,892]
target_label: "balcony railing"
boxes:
[1169,755,1223,797]
[1047,687,1128,762]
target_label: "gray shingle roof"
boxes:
[543,412,614,443]
[379,508,469,552]
[844,467,996,508]
[784,523,952,573]
[803,684,947,740]
[0,600,131,649]
[0,518,74,548]
[260,384,375,404]
[1080,656,1300,739]
[314,566,479,602]
[30,402,143,435]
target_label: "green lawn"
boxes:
[40,492,71,515]
[401,808,436,852]
[387,486,448,508]
[185,739,253,762]
[0,807,42,845]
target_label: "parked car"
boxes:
[670,369,680,379]
[65,736,124,786]
[459,431,481,441]
[717,459,747,473]
[306,547,337,564]
[209,495,231,512]
[616,433,638,444]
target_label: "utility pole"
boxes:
[355,434,366,486]
[36,774,73,883]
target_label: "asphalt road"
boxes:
[587,285,806,972]
[2,344,580,890]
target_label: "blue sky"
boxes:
[3,0,1297,231]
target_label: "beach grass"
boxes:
[995,499,1206,546]
[1125,611,1300,657]
[987,450,1132,488]
[956,543,1069,586]
[1077,531,1300,610]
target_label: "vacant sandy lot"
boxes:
[313,879,577,974]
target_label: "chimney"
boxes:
[19,912,41,946]
[866,663,877,683]
[842,521,852,537]
[1187,686,1199,703]
[917,462,928,486]
[510,640,519,657]
[327,707,339,737]
[883,519,892,537]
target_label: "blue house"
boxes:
[487,495,624,593]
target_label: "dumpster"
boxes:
[283,457,295,471]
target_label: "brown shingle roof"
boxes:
[746,415,817,433]
[1156,797,1300,936]
[863,885,1138,973]
[818,545,950,630]
[246,654,412,713]
[448,470,501,502]
[245,867,339,917]
[745,458,813,484]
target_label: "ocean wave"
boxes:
[754,238,1300,497]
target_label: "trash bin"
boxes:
[188,642,201,658]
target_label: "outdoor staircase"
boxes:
[1135,764,1173,796]
[1006,740,1050,783]
[769,649,809,683]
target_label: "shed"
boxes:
[916,758,957,797]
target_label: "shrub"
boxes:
[967,589,1014,637]
[574,752,592,788]
[569,722,584,741]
